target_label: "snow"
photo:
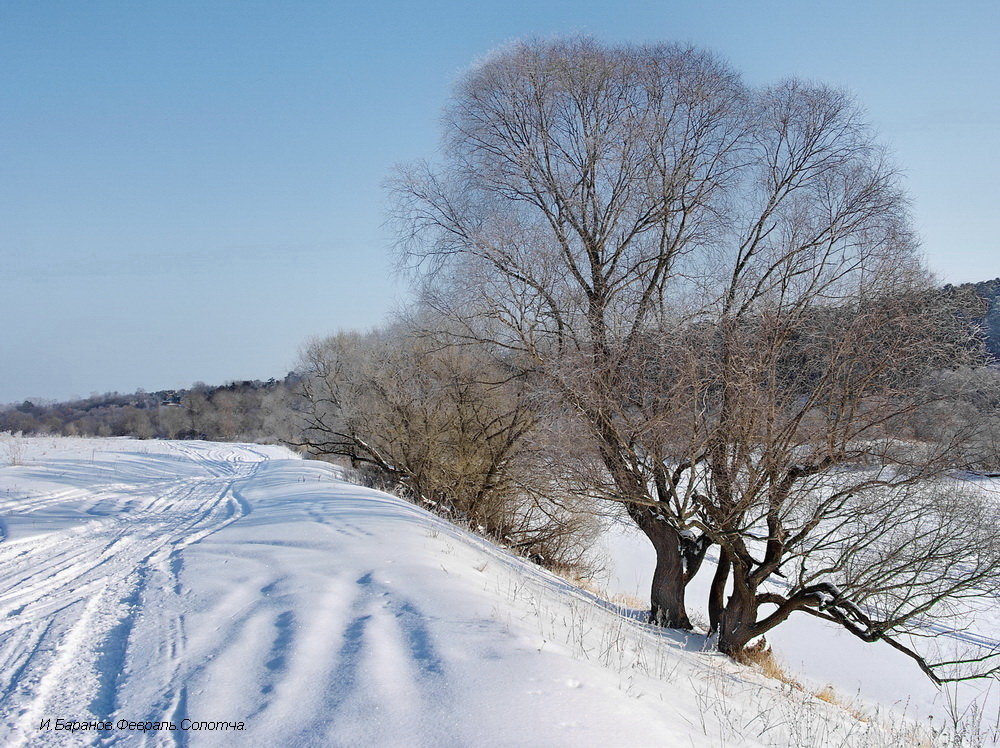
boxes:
[0,437,954,746]
[598,514,1000,741]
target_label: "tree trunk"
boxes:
[716,561,756,656]
[642,519,693,629]
[708,547,730,634]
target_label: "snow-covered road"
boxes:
[0,438,942,746]
[0,441,278,744]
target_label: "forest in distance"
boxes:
[4,276,999,455]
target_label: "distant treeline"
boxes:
[947,277,1000,360]
[0,375,301,443]
[3,277,998,445]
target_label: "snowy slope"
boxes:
[599,509,1000,741]
[0,438,938,746]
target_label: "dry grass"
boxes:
[546,565,649,613]
[815,685,839,704]
[734,639,803,689]
[609,592,647,609]
[549,564,606,597]
[814,687,871,724]
[735,642,875,726]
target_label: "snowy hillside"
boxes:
[600,518,1000,742]
[0,438,957,746]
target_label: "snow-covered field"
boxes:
[0,437,985,746]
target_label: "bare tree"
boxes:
[1,431,24,466]
[392,38,1000,677]
[911,364,1000,472]
[639,77,1000,676]
[392,37,748,627]
[293,324,597,570]
[677,287,1000,681]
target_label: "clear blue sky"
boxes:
[2,0,998,404]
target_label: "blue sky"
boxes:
[2,0,998,403]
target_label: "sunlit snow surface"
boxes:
[599,487,1000,739]
[0,438,981,746]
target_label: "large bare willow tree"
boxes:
[391,37,1000,670]
[394,37,747,627]
[681,272,998,680]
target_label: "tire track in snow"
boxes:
[0,480,216,621]
[300,570,453,745]
[0,442,267,746]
